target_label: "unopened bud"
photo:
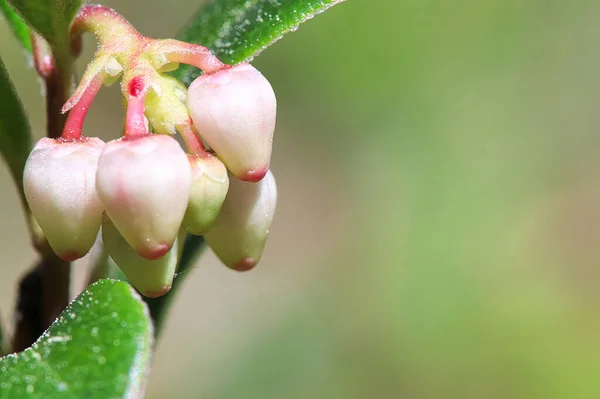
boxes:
[205,170,277,271]
[183,154,229,235]
[23,137,105,261]
[102,214,182,298]
[186,63,276,182]
[95,134,191,260]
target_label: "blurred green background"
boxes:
[3,0,600,398]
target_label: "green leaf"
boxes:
[173,0,346,85]
[0,0,31,52]
[0,279,153,398]
[0,56,32,199]
[7,0,80,53]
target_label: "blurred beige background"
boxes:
[3,0,600,398]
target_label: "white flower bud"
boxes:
[205,170,277,271]
[186,63,276,182]
[183,154,229,235]
[23,137,105,261]
[102,214,182,298]
[95,134,191,260]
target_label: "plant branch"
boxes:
[0,313,6,356]
[44,52,72,139]
[11,264,43,352]
[12,35,74,353]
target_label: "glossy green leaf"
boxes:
[0,56,32,198]
[0,0,31,52]
[0,279,153,398]
[173,0,346,85]
[7,0,80,53]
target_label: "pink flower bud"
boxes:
[102,214,183,298]
[183,154,229,235]
[186,63,276,182]
[95,134,191,260]
[23,137,105,261]
[205,170,277,271]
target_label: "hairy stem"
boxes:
[71,4,140,46]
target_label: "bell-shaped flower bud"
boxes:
[23,137,105,261]
[102,214,183,298]
[95,134,191,260]
[205,170,277,271]
[186,63,276,182]
[183,153,229,235]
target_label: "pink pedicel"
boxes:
[95,134,191,259]
[186,63,277,182]
[23,137,105,261]
[205,170,277,270]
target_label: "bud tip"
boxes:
[139,243,171,260]
[58,251,86,262]
[232,257,257,272]
[143,285,172,298]
[241,167,269,183]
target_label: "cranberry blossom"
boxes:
[205,170,277,271]
[183,153,229,235]
[24,137,105,261]
[102,214,184,298]
[96,134,191,260]
[22,5,279,297]
[187,63,277,182]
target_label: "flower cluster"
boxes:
[23,5,277,298]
